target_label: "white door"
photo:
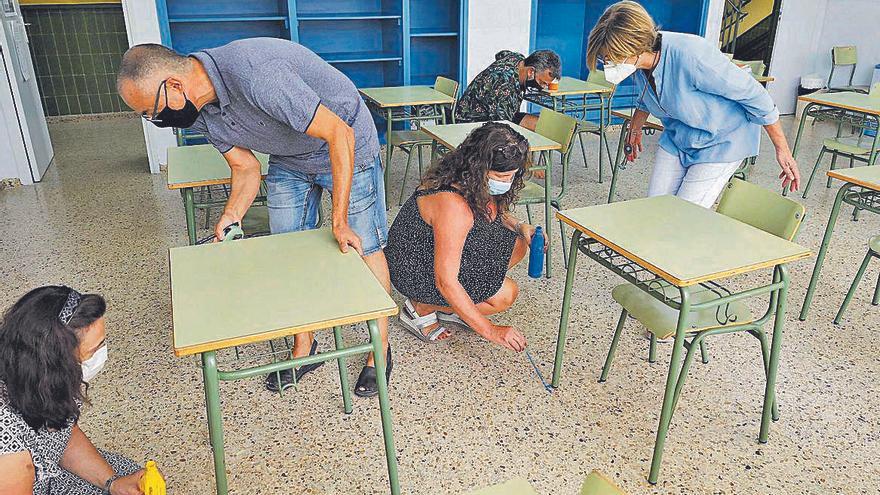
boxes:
[1,0,52,182]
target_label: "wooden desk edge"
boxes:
[173,306,400,357]
[422,129,562,152]
[610,110,664,131]
[556,213,813,287]
[359,90,455,108]
[797,95,880,116]
[167,173,269,190]
[825,172,880,190]
[545,88,613,97]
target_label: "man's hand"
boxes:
[214,211,241,242]
[625,125,644,162]
[110,471,145,495]
[777,149,801,192]
[333,223,363,256]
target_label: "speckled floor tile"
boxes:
[1,113,878,494]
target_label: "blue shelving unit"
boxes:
[530,0,709,121]
[155,0,467,142]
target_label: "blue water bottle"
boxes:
[528,226,545,278]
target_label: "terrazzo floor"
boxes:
[1,113,877,494]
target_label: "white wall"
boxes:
[121,0,176,174]
[813,0,880,90]
[770,0,880,114]
[767,0,828,114]
[703,0,725,43]
[466,0,532,83]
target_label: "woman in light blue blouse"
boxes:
[587,1,800,207]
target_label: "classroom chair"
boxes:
[390,76,460,205]
[517,108,579,277]
[599,179,805,473]
[833,235,880,324]
[802,83,880,199]
[827,46,869,94]
[575,69,615,183]
[580,470,627,495]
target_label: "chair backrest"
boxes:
[434,76,459,98]
[870,82,880,99]
[580,470,627,495]
[434,76,460,124]
[832,45,858,66]
[535,108,578,155]
[716,179,805,241]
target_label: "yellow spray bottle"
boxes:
[138,460,167,495]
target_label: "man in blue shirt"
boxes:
[117,39,391,397]
[586,1,801,207]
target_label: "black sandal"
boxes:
[354,345,393,398]
[265,339,324,392]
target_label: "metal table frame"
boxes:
[524,78,613,182]
[550,200,809,483]
[799,171,880,321]
[791,92,880,169]
[360,86,456,204]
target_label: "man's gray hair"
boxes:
[524,49,562,79]
[116,43,190,92]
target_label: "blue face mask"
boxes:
[488,178,513,195]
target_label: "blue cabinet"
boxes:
[530,0,709,115]
[156,0,466,89]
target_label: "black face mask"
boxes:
[144,80,200,129]
[524,69,544,92]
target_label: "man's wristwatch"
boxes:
[103,473,123,495]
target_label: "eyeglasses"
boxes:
[141,80,167,124]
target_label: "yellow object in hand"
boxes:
[138,460,167,495]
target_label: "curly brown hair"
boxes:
[420,122,530,221]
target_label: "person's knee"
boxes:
[492,278,519,310]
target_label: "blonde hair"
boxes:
[586,1,658,70]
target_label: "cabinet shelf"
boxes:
[168,14,288,23]
[321,51,403,64]
[410,28,458,37]
[298,12,401,21]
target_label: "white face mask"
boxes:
[81,345,108,383]
[603,60,638,85]
[487,177,513,195]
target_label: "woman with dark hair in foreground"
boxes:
[385,122,546,352]
[0,286,145,495]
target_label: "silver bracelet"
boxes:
[103,473,123,495]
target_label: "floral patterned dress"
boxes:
[0,381,139,494]
[454,50,526,123]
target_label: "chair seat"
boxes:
[870,235,880,254]
[829,85,869,94]
[517,180,545,204]
[580,470,626,495]
[390,130,430,147]
[823,136,879,155]
[576,120,601,133]
[612,282,754,340]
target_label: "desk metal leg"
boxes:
[608,120,629,203]
[367,319,400,495]
[551,230,582,388]
[543,151,553,279]
[384,108,393,206]
[760,265,789,443]
[201,351,228,495]
[648,286,692,485]
[333,326,353,414]
[184,187,197,245]
[785,104,815,197]
[598,95,606,184]
[799,184,852,320]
